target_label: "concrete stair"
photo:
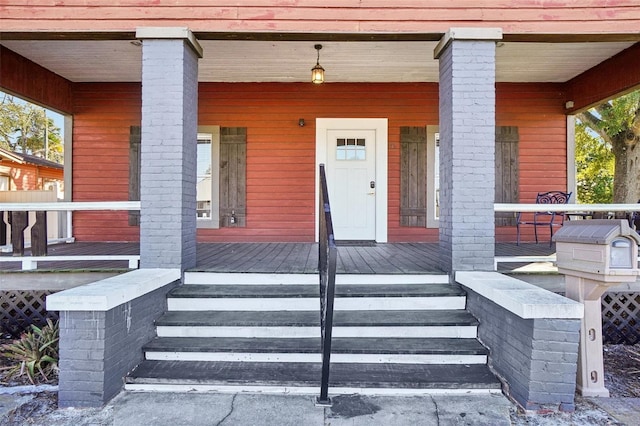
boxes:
[125,273,501,395]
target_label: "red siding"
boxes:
[2,1,640,35]
[71,83,141,241]
[0,45,73,113]
[567,42,640,111]
[199,83,440,243]
[496,83,567,242]
[71,82,567,243]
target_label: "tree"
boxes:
[0,92,63,164]
[577,90,640,205]
[575,121,614,203]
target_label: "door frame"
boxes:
[315,118,388,243]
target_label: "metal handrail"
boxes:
[316,164,337,407]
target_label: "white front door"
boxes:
[327,129,377,240]
[316,118,388,242]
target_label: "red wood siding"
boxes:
[2,2,640,36]
[198,82,440,243]
[496,83,567,242]
[567,42,640,112]
[0,45,72,113]
[71,83,141,241]
[71,82,566,243]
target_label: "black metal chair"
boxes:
[629,200,640,231]
[516,191,572,246]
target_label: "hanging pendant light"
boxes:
[311,44,325,84]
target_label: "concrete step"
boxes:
[155,310,479,338]
[125,361,502,395]
[166,283,466,311]
[142,336,489,364]
[129,273,501,396]
[183,272,450,286]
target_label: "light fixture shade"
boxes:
[311,64,325,84]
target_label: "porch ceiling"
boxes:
[0,39,635,84]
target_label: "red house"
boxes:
[2,0,639,412]
[0,147,63,192]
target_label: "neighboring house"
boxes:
[0,148,64,246]
[1,1,639,412]
[0,147,63,193]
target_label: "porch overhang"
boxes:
[1,31,638,88]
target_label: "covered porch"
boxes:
[0,241,556,274]
[2,1,639,412]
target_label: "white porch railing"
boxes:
[1,201,639,271]
[0,201,140,243]
[0,201,140,270]
[495,203,640,214]
[494,203,640,270]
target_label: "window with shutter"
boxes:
[128,126,141,226]
[400,126,428,227]
[128,125,247,228]
[219,127,247,227]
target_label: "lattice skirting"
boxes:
[2,289,639,344]
[1,291,59,338]
[602,293,640,345]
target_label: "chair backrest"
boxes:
[536,191,571,205]
[630,199,640,230]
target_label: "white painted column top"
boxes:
[135,27,203,58]
[434,27,503,59]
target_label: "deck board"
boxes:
[0,241,557,274]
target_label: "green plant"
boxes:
[0,319,59,384]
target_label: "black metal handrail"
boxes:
[316,164,338,407]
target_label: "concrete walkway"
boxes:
[3,390,639,425]
[3,391,514,425]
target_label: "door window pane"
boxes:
[336,138,366,161]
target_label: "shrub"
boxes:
[0,319,59,384]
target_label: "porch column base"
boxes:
[49,270,180,408]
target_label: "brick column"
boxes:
[136,28,202,270]
[434,28,503,273]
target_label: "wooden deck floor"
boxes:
[0,242,557,274]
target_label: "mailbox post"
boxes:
[553,219,640,397]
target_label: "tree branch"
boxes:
[578,110,610,143]
[631,104,640,136]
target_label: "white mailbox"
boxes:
[554,219,640,283]
[552,219,640,397]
